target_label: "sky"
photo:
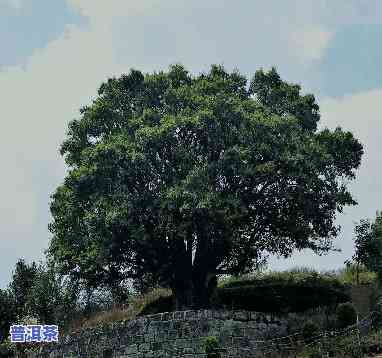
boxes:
[1,0,382,288]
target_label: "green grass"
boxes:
[62,287,172,334]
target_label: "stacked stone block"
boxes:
[26,310,289,358]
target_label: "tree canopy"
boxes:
[47,64,363,309]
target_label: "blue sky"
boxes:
[1,0,382,288]
[318,24,382,97]
[0,0,85,68]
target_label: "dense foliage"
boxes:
[203,336,221,358]
[215,271,350,313]
[0,289,16,344]
[350,212,382,282]
[8,259,37,320]
[298,329,382,358]
[302,320,320,343]
[47,64,363,308]
[335,302,357,328]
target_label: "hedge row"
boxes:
[215,271,350,313]
[213,284,349,313]
[140,271,350,315]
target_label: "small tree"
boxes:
[347,219,373,285]
[8,259,38,320]
[26,263,81,325]
[368,212,382,281]
[349,212,382,284]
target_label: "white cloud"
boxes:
[66,0,160,25]
[0,0,177,287]
[0,5,127,286]
[288,26,333,63]
[1,0,382,286]
[319,90,382,220]
[320,90,382,168]
[269,89,382,271]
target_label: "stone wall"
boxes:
[26,310,291,358]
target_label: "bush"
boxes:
[298,347,322,358]
[215,270,350,314]
[374,295,382,312]
[285,307,334,335]
[330,334,364,358]
[371,311,382,330]
[0,289,16,346]
[336,302,357,328]
[361,329,382,355]
[298,329,382,358]
[302,320,320,343]
[0,340,14,358]
[370,296,382,329]
[203,336,220,358]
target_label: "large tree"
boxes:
[48,64,363,309]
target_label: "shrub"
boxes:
[305,348,322,358]
[370,311,382,330]
[302,320,320,343]
[286,308,332,335]
[203,336,220,358]
[216,270,350,313]
[330,334,364,358]
[361,329,382,355]
[374,295,382,312]
[370,296,382,329]
[0,339,14,358]
[336,302,357,328]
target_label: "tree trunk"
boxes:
[172,220,219,310]
[173,272,216,310]
[192,271,217,309]
[173,280,193,310]
[192,271,209,308]
[172,233,194,310]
